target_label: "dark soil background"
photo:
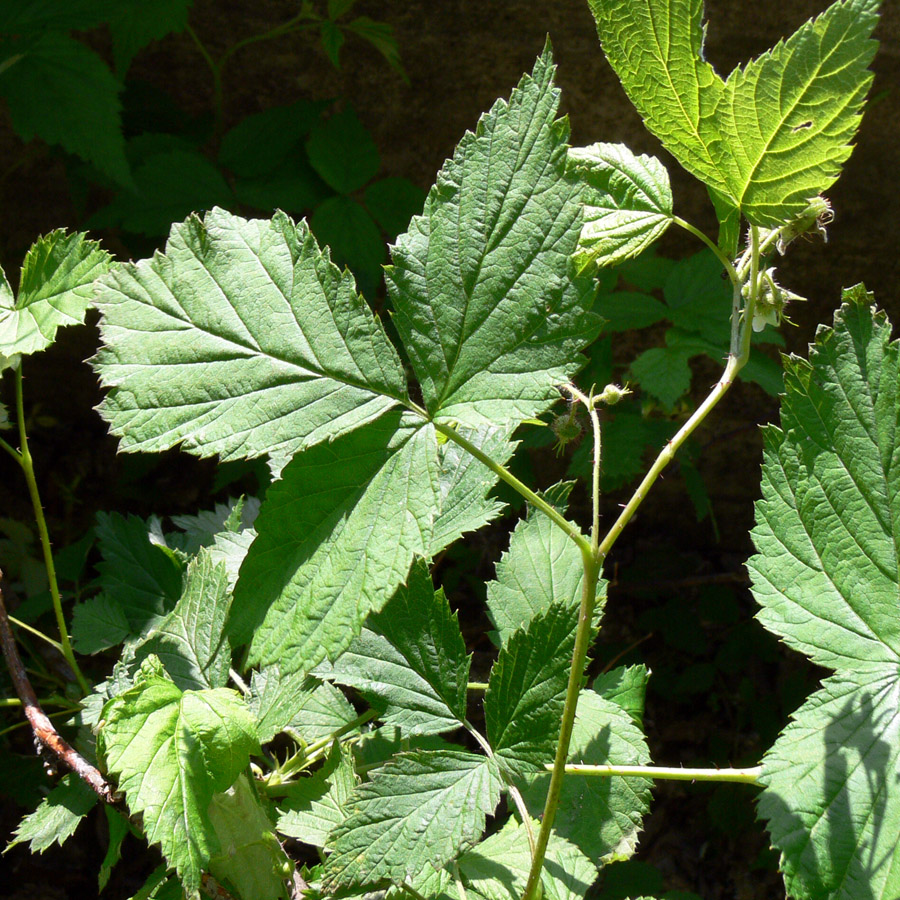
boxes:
[1,2,898,898]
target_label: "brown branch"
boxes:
[0,572,116,803]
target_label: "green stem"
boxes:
[552,763,762,784]
[560,383,602,549]
[1,698,22,707]
[398,883,428,900]
[673,216,739,286]
[13,369,89,695]
[0,434,21,463]
[7,615,64,654]
[467,681,488,691]
[522,545,601,900]
[184,25,225,134]
[433,421,591,557]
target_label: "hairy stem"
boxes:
[14,369,89,695]
[673,216,739,286]
[552,763,762,784]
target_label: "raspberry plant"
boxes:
[0,1,894,899]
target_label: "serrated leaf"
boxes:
[458,818,597,900]
[249,667,357,745]
[231,412,440,681]
[95,512,184,634]
[6,774,97,854]
[595,291,668,333]
[323,750,502,890]
[320,20,345,68]
[325,559,470,735]
[387,47,600,426]
[134,549,232,690]
[98,658,259,898]
[108,0,194,75]
[569,143,673,271]
[630,346,692,410]
[0,32,130,184]
[93,208,407,462]
[277,742,356,847]
[364,177,426,240]
[99,806,130,892]
[71,592,132,654]
[521,689,652,865]
[587,0,727,199]
[485,602,579,779]
[430,424,516,555]
[305,106,380,194]
[345,17,405,79]
[592,664,650,729]
[486,490,596,647]
[0,231,111,358]
[208,774,291,900]
[715,0,880,226]
[748,293,900,900]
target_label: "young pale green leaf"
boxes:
[277,742,357,847]
[0,32,130,185]
[95,512,184,634]
[323,750,502,890]
[486,486,597,646]
[387,46,600,426]
[587,0,728,200]
[325,559,470,735]
[521,689,652,865]
[748,291,900,900]
[430,425,516,555]
[230,412,440,681]
[133,549,232,691]
[208,774,292,900]
[457,818,597,900]
[485,602,579,779]
[249,667,357,745]
[0,231,111,359]
[569,143,673,271]
[715,0,880,226]
[97,657,259,898]
[6,774,98,854]
[93,208,407,462]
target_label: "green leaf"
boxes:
[521,689,652,865]
[387,46,600,426]
[430,424,516,555]
[107,0,194,74]
[569,143,673,271]
[715,0,880,226]
[95,512,184,634]
[98,657,259,898]
[748,293,900,900]
[320,20,345,68]
[595,291,668,333]
[208,774,291,900]
[592,664,650,729]
[629,347,692,411]
[305,106,380,194]
[234,157,332,216]
[0,231,110,358]
[344,17,405,79]
[231,412,440,681]
[457,818,597,900]
[663,250,731,346]
[6,774,97,854]
[0,32,130,185]
[277,742,356,847]
[325,559,470,735]
[485,602,579,779]
[133,549,232,690]
[323,750,502,890]
[71,592,132,654]
[0,0,118,31]
[93,208,407,462]
[364,177,426,239]
[249,667,357,745]
[586,0,727,199]
[99,807,130,892]
[486,488,594,647]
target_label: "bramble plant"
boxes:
[0,1,893,899]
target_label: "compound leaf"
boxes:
[749,292,900,900]
[323,750,502,890]
[6,774,97,854]
[0,32,130,185]
[326,559,470,735]
[485,602,579,779]
[97,657,259,898]
[569,143,673,271]
[93,208,406,462]
[387,46,599,426]
[0,231,111,359]
[230,412,440,681]
[716,0,880,226]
